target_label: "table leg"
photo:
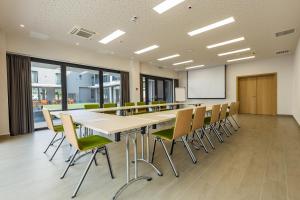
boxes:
[113,131,152,200]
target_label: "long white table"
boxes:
[51,105,213,199]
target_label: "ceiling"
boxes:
[0,0,300,71]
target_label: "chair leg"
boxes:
[170,140,175,155]
[93,150,98,166]
[43,133,58,153]
[151,138,157,163]
[72,149,98,198]
[195,131,208,153]
[104,146,115,179]
[227,118,237,131]
[181,137,197,164]
[232,116,241,128]
[223,120,233,135]
[61,150,79,179]
[220,124,230,137]
[159,138,179,177]
[202,128,215,149]
[212,125,224,143]
[49,136,65,161]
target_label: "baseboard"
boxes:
[292,115,300,127]
[0,132,10,136]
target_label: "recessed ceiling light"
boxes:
[20,24,25,28]
[173,60,193,65]
[75,42,80,46]
[134,45,159,54]
[157,54,180,61]
[186,65,205,70]
[218,48,251,56]
[99,30,126,44]
[207,37,245,49]
[153,0,185,14]
[188,17,235,36]
[227,56,255,63]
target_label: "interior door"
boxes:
[238,77,257,114]
[256,75,276,115]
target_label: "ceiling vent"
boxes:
[276,50,290,55]
[275,29,295,37]
[69,26,96,39]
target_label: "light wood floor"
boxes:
[1,115,300,200]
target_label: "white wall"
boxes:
[292,38,300,124]
[0,30,9,135]
[179,55,294,115]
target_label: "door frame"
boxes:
[236,72,277,115]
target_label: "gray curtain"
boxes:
[7,54,34,136]
[120,71,130,106]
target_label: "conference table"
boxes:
[51,103,212,199]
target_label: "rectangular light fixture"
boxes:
[227,56,255,63]
[134,45,159,54]
[186,65,205,70]
[207,37,245,49]
[173,60,193,65]
[218,48,251,56]
[188,17,235,36]
[99,30,125,44]
[157,54,180,61]
[153,0,185,14]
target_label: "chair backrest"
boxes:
[210,104,221,124]
[60,114,80,150]
[151,101,160,105]
[137,102,147,113]
[125,102,135,107]
[103,103,117,108]
[191,106,206,132]
[229,102,235,115]
[84,104,100,109]
[173,108,193,139]
[42,109,55,132]
[219,104,228,120]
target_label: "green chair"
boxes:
[159,100,167,111]
[103,103,117,115]
[42,109,78,161]
[150,101,160,112]
[83,104,100,109]
[125,102,135,115]
[60,114,114,198]
[151,108,196,177]
[136,102,148,114]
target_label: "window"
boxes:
[66,67,100,110]
[55,73,61,85]
[103,71,121,105]
[31,62,62,129]
[31,71,38,83]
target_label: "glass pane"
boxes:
[31,62,62,129]
[142,77,146,102]
[165,80,173,103]
[148,79,156,102]
[66,67,100,109]
[157,80,164,101]
[103,71,121,105]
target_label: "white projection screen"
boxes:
[187,65,226,99]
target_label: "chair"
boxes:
[125,102,135,115]
[218,104,231,137]
[136,102,148,114]
[190,106,215,152]
[60,114,114,198]
[150,101,160,112]
[159,100,168,111]
[204,105,224,143]
[103,103,117,115]
[84,104,100,109]
[226,102,240,129]
[151,108,196,177]
[42,109,67,161]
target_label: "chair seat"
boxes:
[152,128,174,141]
[78,135,112,151]
[53,124,78,133]
[204,117,211,125]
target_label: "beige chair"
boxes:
[60,114,114,198]
[204,105,224,143]
[232,102,241,128]
[190,106,215,151]
[217,104,231,137]
[151,108,196,177]
[42,109,66,161]
[226,102,238,131]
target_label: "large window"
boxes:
[31,62,62,129]
[66,67,100,110]
[30,59,122,129]
[103,71,121,105]
[141,74,174,103]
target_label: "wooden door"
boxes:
[238,77,257,114]
[256,75,276,115]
